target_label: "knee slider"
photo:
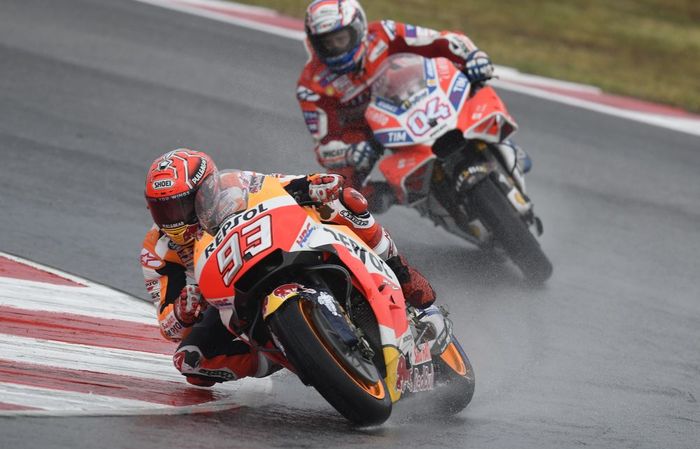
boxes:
[173,345,203,374]
[340,187,369,215]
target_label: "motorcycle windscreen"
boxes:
[372,54,428,107]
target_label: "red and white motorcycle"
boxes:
[365,54,552,283]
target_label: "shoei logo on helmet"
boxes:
[152,179,174,190]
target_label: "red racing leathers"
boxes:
[297,20,478,194]
[140,170,415,386]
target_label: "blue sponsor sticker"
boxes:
[376,130,413,146]
[449,74,469,109]
[375,98,403,115]
[424,58,436,81]
[404,24,417,38]
[303,111,319,132]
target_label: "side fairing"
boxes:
[378,145,435,204]
[462,85,519,143]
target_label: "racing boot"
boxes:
[386,254,436,309]
[176,344,282,387]
[412,304,452,355]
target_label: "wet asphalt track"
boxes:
[1,0,699,447]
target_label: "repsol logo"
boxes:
[322,228,394,278]
[152,179,174,189]
[204,203,269,258]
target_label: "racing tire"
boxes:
[432,337,475,415]
[268,297,392,426]
[469,176,553,283]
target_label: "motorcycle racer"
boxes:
[297,0,531,209]
[141,148,436,386]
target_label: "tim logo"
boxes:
[453,76,468,92]
[152,179,173,190]
[388,131,408,143]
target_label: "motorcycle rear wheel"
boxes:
[469,176,553,283]
[268,297,392,426]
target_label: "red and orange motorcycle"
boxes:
[365,54,552,283]
[193,175,474,426]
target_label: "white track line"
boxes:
[0,277,155,324]
[0,254,279,416]
[130,0,700,137]
[0,383,162,411]
[134,0,305,39]
[491,78,700,137]
[0,333,179,381]
[0,383,249,417]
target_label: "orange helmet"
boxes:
[145,149,217,245]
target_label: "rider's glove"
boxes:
[464,50,494,84]
[345,141,378,172]
[308,174,344,203]
[174,284,207,326]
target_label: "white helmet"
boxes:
[304,0,368,74]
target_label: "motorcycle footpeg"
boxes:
[534,216,544,236]
[437,304,450,317]
[353,337,375,360]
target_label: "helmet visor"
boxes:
[310,22,362,59]
[147,191,197,230]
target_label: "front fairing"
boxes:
[366,54,518,146]
[366,55,465,147]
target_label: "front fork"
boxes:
[434,140,541,238]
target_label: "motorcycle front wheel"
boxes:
[469,176,553,283]
[432,336,475,415]
[268,297,392,426]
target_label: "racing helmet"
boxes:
[145,149,217,245]
[305,0,368,74]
